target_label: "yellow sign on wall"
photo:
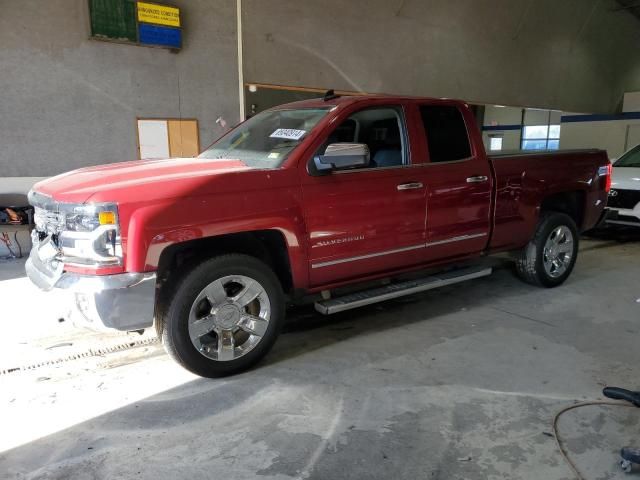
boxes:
[137,2,180,28]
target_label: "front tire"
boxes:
[157,254,285,377]
[515,212,579,287]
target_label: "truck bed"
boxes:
[488,149,609,252]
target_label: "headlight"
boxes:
[58,203,122,266]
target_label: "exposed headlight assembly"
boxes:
[58,203,122,266]
[30,189,123,268]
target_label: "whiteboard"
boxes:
[138,120,170,159]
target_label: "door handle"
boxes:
[466,175,489,183]
[397,182,424,191]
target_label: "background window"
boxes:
[489,136,503,151]
[420,106,471,162]
[522,124,561,150]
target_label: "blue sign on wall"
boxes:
[138,23,182,48]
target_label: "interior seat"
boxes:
[369,118,403,167]
[373,149,403,167]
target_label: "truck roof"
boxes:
[270,94,470,110]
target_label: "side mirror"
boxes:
[314,143,370,172]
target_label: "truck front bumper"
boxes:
[25,251,156,332]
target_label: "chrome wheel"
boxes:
[188,275,271,362]
[542,226,574,278]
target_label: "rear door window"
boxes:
[419,105,471,163]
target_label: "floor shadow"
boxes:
[583,226,640,243]
[263,261,536,368]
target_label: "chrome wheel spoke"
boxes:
[204,279,228,305]
[233,280,263,307]
[552,228,563,244]
[237,314,269,337]
[557,241,573,254]
[217,329,235,361]
[189,314,216,341]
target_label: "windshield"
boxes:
[615,144,640,168]
[198,108,330,167]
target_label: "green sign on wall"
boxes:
[89,0,137,42]
[88,0,182,49]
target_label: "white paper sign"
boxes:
[137,120,170,159]
[270,128,307,141]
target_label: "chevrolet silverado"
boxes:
[26,94,611,377]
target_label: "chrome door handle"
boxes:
[397,182,424,191]
[466,175,489,183]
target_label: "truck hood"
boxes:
[611,167,640,191]
[33,157,253,204]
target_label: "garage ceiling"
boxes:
[615,0,640,21]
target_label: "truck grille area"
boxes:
[33,206,65,237]
[607,189,640,210]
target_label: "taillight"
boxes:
[605,162,612,193]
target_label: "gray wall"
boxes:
[0,0,239,177]
[243,0,640,114]
[624,64,640,97]
[2,0,640,179]
[560,117,640,158]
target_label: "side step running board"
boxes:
[314,266,492,315]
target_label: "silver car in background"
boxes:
[606,144,640,228]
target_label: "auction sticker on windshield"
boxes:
[270,129,307,140]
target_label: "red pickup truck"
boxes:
[26,94,611,377]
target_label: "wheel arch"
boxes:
[155,230,297,300]
[539,190,587,231]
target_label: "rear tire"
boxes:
[156,254,285,377]
[515,212,579,287]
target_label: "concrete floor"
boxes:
[0,258,158,375]
[1,232,639,480]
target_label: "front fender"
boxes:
[121,194,309,290]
